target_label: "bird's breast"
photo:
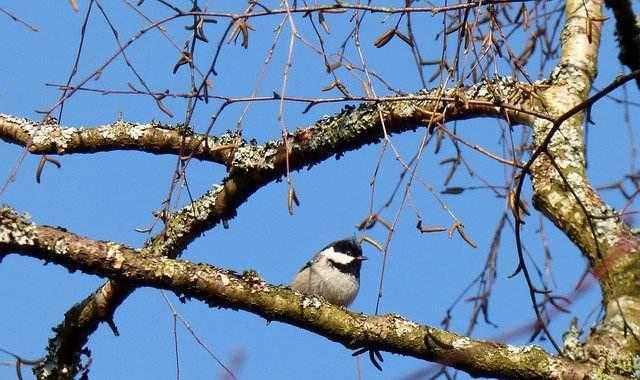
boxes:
[291,266,360,306]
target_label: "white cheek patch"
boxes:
[322,247,355,265]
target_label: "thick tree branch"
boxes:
[520,0,640,370]
[0,86,546,164]
[0,206,626,380]
[2,1,639,379]
[3,79,544,379]
[0,114,236,165]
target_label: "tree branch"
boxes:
[2,78,544,379]
[0,206,625,380]
[0,83,546,164]
[0,114,237,165]
[519,0,640,370]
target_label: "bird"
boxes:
[291,238,367,306]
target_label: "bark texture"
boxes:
[1,1,639,379]
[0,208,625,380]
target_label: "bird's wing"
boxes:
[296,260,312,273]
[296,251,323,274]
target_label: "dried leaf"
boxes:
[35,157,46,184]
[416,219,447,233]
[455,224,477,248]
[441,187,465,195]
[35,156,62,184]
[356,214,377,230]
[155,99,174,118]
[335,81,352,97]
[374,28,396,48]
[321,80,351,97]
[360,236,383,252]
[394,30,413,47]
[172,51,193,74]
[318,11,330,33]
[240,20,250,48]
[287,185,300,215]
[374,215,393,231]
[439,157,458,165]
[352,348,383,371]
[185,6,209,43]
[447,222,477,248]
[434,129,444,153]
[443,161,459,186]
[321,81,338,92]
[228,18,253,49]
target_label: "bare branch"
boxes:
[0,78,545,165]
[0,206,624,380]
[3,77,546,378]
[0,114,237,165]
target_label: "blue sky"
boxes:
[0,2,636,379]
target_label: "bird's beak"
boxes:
[356,256,368,261]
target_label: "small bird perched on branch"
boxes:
[291,238,367,306]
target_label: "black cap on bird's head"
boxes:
[329,238,365,259]
[322,238,367,277]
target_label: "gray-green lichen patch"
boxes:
[217,272,231,286]
[467,77,519,102]
[591,349,639,378]
[586,296,640,377]
[126,122,152,140]
[96,120,153,141]
[217,77,542,175]
[301,296,322,309]
[0,207,35,246]
[603,297,640,336]
[594,212,625,249]
[451,336,473,349]
[550,63,590,95]
[391,315,420,335]
[241,270,270,293]
[105,243,126,269]
[187,184,223,219]
[27,122,78,153]
[563,318,586,361]
[0,113,30,125]
[230,140,279,171]
[53,239,69,255]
